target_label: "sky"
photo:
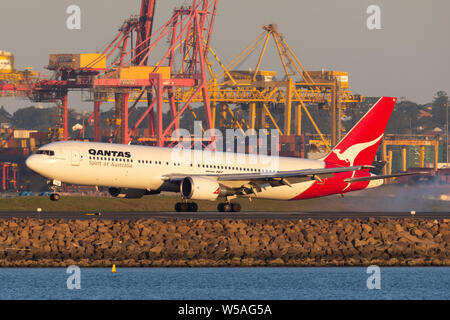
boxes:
[1,0,449,113]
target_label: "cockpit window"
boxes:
[36,150,55,156]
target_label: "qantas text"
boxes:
[88,149,131,158]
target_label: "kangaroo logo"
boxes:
[332,134,384,167]
[332,134,384,191]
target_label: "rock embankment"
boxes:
[0,218,448,267]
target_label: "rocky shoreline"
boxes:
[0,217,448,267]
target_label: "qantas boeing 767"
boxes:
[25,97,416,212]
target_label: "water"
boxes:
[0,267,448,300]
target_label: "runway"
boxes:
[0,211,448,220]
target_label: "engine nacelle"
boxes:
[181,177,221,201]
[108,187,146,199]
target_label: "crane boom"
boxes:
[136,0,157,66]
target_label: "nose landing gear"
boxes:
[47,179,62,202]
[50,193,60,201]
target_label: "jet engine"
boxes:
[180,177,224,201]
[108,187,146,199]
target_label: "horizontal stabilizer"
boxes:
[344,172,429,183]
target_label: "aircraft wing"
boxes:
[163,165,372,188]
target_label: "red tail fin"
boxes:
[322,97,397,167]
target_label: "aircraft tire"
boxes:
[189,202,198,212]
[182,203,193,212]
[231,203,241,212]
[50,193,60,201]
[222,203,232,212]
[176,202,198,212]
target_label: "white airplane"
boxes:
[25,97,417,212]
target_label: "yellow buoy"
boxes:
[112,264,116,273]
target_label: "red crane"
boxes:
[135,0,157,67]
[90,0,157,142]
[93,0,218,146]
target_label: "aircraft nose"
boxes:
[25,155,38,172]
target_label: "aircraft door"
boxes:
[71,149,81,166]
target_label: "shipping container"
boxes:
[303,70,349,88]
[0,50,14,74]
[13,129,37,139]
[0,147,30,162]
[30,132,49,140]
[48,53,106,70]
[106,66,171,80]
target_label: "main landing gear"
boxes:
[174,201,242,212]
[217,202,241,212]
[175,202,198,212]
